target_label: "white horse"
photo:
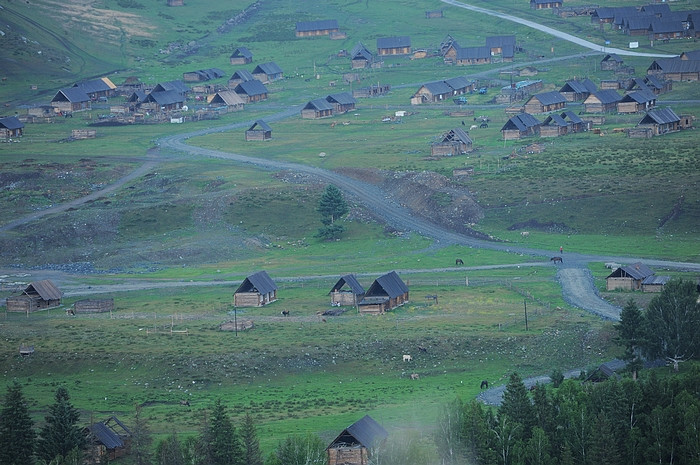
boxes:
[403,354,412,362]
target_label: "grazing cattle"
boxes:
[470,124,478,130]
[455,258,464,265]
[281,310,290,317]
[521,231,530,237]
[403,354,413,362]
[550,256,563,264]
[410,373,420,380]
[180,400,190,406]
[480,122,488,128]
[605,262,621,269]
[480,380,489,389]
[418,346,427,353]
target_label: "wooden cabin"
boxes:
[523,91,567,114]
[647,58,700,82]
[530,0,562,9]
[540,113,569,137]
[583,90,621,113]
[143,90,184,112]
[411,81,453,104]
[229,47,253,65]
[152,80,190,96]
[600,54,624,71]
[74,299,115,314]
[451,46,491,66]
[228,70,255,88]
[326,92,356,114]
[431,128,473,156]
[642,275,670,293]
[234,271,278,307]
[252,62,283,83]
[445,76,474,95]
[327,415,388,465]
[85,416,131,463]
[51,88,91,113]
[353,84,391,99]
[329,275,365,306]
[501,113,541,140]
[561,110,586,133]
[618,90,656,113]
[486,35,516,56]
[0,116,24,139]
[376,36,411,56]
[208,90,245,111]
[182,68,225,83]
[559,79,597,102]
[606,263,655,291]
[350,42,374,69]
[357,271,409,314]
[234,80,269,103]
[245,120,272,141]
[634,107,681,136]
[6,280,62,313]
[74,77,117,101]
[301,98,334,119]
[295,19,338,37]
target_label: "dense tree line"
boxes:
[437,368,700,465]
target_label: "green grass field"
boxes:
[1,0,699,460]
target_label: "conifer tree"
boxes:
[240,413,263,465]
[499,372,534,440]
[36,387,86,464]
[156,433,185,465]
[130,405,153,465]
[201,399,242,465]
[0,382,36,465]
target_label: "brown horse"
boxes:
[550,256,563,264]
[480,380,489,389]
[455,258,464,265]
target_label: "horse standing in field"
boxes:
[455,258,464,265]
[550,256,563,264]
[480,380,489,389]
[281,310,290,317]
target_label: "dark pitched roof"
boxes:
[543,113,567,127]
[0,116,24,130]
[621,89,656,103]
[52,88,90,103]
[88,422,124,449]
[235,79,269,96]
[444,76,472,91]
[146,90,184,105]
[639,107,680,125]
[643,75,665,90]
[640,4,671,16]
[455,46,490,60]
[365,271,408,299]
[649,58,700,73]
[326,92,356,105]
[304,98,334,111]
[502,113,541,131]
[561,110,583,124]
[230,47,253,59]
[421,80,453,95]
[606,262,655,280]
[531,91,566,106]
[327,415,388,450]
[602,53,623,63]
[74,78,115,93]
[351,42,373,60]
[296,19,338,32]
[642,275,670,285]
[589,89,622,104]
[441,127,473,144]
[154,80,190,94]
[329,275,365,295]
[230,70,255,82]
[560,79,596,94]
[127,90,148,103]
[377,36,411,49]
[485,35,516,48]
[185,68,226,80]
[235,271,277,295]
[210,90,245,106]
[24,280,62,300]
[248,120,272,131]
[680,50,700,60]
[253,62,283,76]
[501,44,515,59]
[651,19,684,34]
[593,7,618,20]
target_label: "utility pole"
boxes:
[524,299,529,331]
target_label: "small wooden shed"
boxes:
[635,107,681,136]
[229,47,253,65]
[329,274,365,306]
[295,19,339,37]
[245,120,272,141]
[301,98,334,119]
[376,36,411,56]
[357,271,409,314]
[208,90,245,111]
[252,62,283,83]
[523,91,567,114]
[431,128,473,156]
[618,90,656,114]
[235,80,269,103]
[0,116,24,139]
[327,415,388,465]
[234,271,278,307]
[559,79,597,102]
[326,92,357,114]
[583,90,621,113]
[350,42,374,69]
[501,113,541,140]
[642,275,670,293]
[85,416,131,462]
[540,113,569,137]
[600,54,624,71]
[6,280,62,313]
[51,88,91,113]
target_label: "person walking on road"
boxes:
[560,246,563,254]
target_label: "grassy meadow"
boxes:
[0,0,699,459]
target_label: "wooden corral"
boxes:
[74,299,114,314]
[357,271,409,314]
[453,166,474,177]
[219,320,254,331]
[353,84,390,98]
[71,129,97,140]
[327,415,388,465]
[233,271,278,307]
[6,280,62,313]
[329,274,365,306]
[425,10,444,18]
